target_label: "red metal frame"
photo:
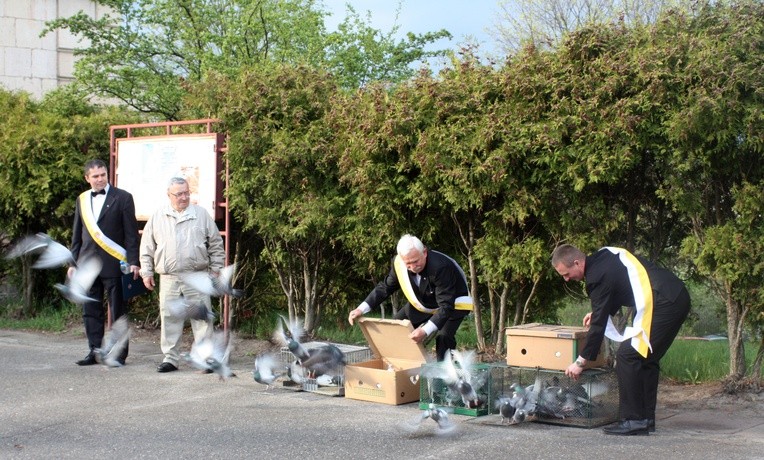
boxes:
[109,119,232,332]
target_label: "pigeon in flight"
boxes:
[165,295,216,322]
[4,232,75,269]
[253,352,283,391]
[180,264,244,298]
[94,316,130,367]
[400,404,457,436]
[300,344,346,378]
[184,330,235,380]
[272,315,310,362]
[54,256,102,304]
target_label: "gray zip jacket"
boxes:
[139,204,225,277]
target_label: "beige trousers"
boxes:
[159,274,212,366]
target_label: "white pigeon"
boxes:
[184,330,235,380]
[94,316,130,367]
[4,232,75,268]
[252,352,283,391]
[179,264,244,298]
[54,257,102,304]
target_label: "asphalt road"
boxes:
[1,329,762,460]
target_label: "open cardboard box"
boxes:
[344,318,431,405]
[505,323,607,371]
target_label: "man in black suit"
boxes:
[552,244,690,435]
[348,234,473,361]
[69,159,140,366]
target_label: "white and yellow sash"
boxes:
[393,251,473,314]
[79,191,127,263]
[602,247,653,357]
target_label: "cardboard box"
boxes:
[344,318,430,405]
[279,341,372,396]
[505,323,607,371]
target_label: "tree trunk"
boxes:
[724,281,748,379]
[494,284,509,355]
[22,258,35,318]
[750,332,763,378]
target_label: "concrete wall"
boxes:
[0,0,110,99]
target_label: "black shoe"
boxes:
[76,352,97,366]
[603,419,650,436]
[157,362,178,373]
[647,418,655,432]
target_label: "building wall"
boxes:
[0,0,110,99]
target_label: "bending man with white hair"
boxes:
[348,234,473,361]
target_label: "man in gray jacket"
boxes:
[140,177,225,373]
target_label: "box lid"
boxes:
[505,322,589,339]
[357,318,429,363]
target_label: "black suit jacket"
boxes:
[71,186,140,278]
[581,248,687,360]
[363,250,469,330]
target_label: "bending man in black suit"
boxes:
[348,234,473,361]
[552,244,690,436]
[69,159,140,366]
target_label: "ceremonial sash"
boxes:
[79,191,127,263]
[602,247,653,357]
[393,251,474,315]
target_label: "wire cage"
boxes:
[279,341,372,396]
[419,362,515,417]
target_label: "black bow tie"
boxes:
[91,189,106,197]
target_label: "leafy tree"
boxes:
[43,0,451,120]
[0,87,137,316]
[187,64,350,334]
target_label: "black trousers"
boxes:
[616,287,691,420]
[395,304,469,361]
[82,276,129,360]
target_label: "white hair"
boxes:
[396,234,425,256]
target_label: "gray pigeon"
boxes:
[495,397,517,424]
[165,295,216,322]
[253,352,283,390]
[179,264,244,298]
[54,257,102,304]
[272,315,310,362]
[94,316,130,367]
[4,232,75,268]
[300,344,346,378]
[401,404,457,436]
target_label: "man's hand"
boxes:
[142,276,155,291]
[583,312,592,328]
[565,361,584,381]
[409,327,426,344]
[348,308,364,325]
[130,265,140,279]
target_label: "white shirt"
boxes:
[91,184,110,219]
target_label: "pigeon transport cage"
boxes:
[418,362,514,417]
[279,341,372,396]
[505,366,619,428]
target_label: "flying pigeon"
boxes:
[272,315,310,362]
[4,232,75,268]
[94,316,130,367]
[253,352,283,391]
[54,256,102,304]
[180,264,244,298]
[400,404,457,436]
[300,344,347,378]
[184,330,235,380]
[165,295,216,322]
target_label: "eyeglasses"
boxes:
[169,191,191,198]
